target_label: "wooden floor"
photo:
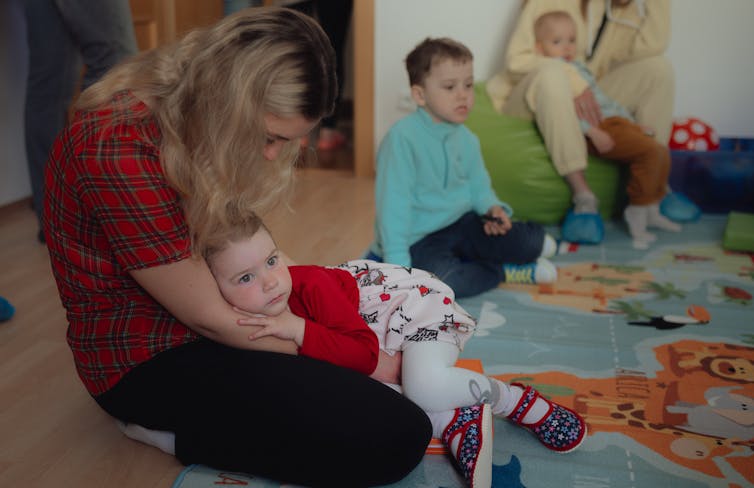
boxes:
[0,167,375,487]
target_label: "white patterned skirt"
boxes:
[335,260,477,355]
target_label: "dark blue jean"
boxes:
[410,211,545,298]
[24,0,137,226]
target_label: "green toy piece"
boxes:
[722,211,754,252]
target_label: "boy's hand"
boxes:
[482,206,512,236]
[236,306,306,346]
[587,126,615,154]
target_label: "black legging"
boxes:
[96,339,431,487]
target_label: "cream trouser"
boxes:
[502,56,674,176]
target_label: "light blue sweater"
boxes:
[370,108,511,267]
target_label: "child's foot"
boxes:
[659,192,701,222]
[442,404,493,488]
[506,383,586,453]
[573,191,598,214]
[503,257,557,285]
[562,192,604,244]
[624,205,657,243]
[648,204,682,232]
[116,420,176,455]
[631,236,653,250]
[540,234,557,258]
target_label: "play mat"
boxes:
[173,214,754,488]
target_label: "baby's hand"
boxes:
[236,307,306,345]
[639,124,655,137]
[482,206,512,236]
[587,127,615,154]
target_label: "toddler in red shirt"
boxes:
[203,215,588,487]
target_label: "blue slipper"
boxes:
[0,296,15,322]
[660,192,701,223]
[561,210,604,244]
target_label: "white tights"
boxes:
[402,341,505,413]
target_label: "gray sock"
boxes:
[573,192,598,214]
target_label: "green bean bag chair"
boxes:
[466,83,624,225]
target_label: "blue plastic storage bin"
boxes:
[669,138,754,213]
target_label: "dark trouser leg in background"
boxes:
[410,212,545,298]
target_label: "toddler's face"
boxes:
[536,18,577,61]
[209,228,292,317]
[412,58,474,124]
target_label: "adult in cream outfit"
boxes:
[486,0,676,243]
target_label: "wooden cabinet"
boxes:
[129,0,224,50]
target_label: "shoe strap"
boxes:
[507,383,539,425]
[442,406,480,461]
[441,407,463,443]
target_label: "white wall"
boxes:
[375,0,754,148]
[666,0,754,138]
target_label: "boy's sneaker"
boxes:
[503,257,557,285]
[442,404,493,488]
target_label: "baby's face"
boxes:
[536,18,577,61]
[209,229,292,317]
[412,57,474,124]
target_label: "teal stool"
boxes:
[465,83,624,225]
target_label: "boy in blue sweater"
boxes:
[369,37,557,298]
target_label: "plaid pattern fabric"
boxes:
[44,91,199,396]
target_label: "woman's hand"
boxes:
[369,350,402,385]
[129,257,297,354]
[574,88,602,128]
[235,306,306,346]
[482,206,512,236]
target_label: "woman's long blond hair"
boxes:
[75,7,336,254]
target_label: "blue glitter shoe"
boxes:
[660,192,701,223]
[507,383,586,453]
[442,404,493,488]
[561,210,604,245]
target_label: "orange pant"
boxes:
[588,117,671,205]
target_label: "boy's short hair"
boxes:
[405,37,473,86]
[534,10,575,41]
